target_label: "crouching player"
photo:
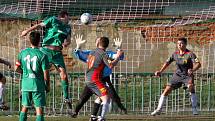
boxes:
[16,31,50,121]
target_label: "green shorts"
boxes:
[22,91,46,108]
[40,47,66,69]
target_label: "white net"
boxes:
[0,0,215,116]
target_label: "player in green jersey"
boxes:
[16,31,50,121]
[20,10,72,109]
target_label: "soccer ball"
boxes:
[80,13,92,25]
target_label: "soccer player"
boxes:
[71,35,126,120]
[151,37,201,116]
[20,10,72,109]
[83,36,123,121]
[15,31,50,121]
[0,58,11,110]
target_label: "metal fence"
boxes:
[2,72,215,116]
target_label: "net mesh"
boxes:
[0,0,215,116]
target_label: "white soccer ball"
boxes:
[80,13,92,25]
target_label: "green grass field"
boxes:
[0,115,215,121]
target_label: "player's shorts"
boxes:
[0,73,3,80]
[168,73,194,90]
[40,47,66,69]
[22,91,46,108]
[86,80,108,97]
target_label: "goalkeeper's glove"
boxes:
[113,38,122,50]
[75,34,86,49]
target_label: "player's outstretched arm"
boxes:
[155,63,169,76]
[0,58,11,68]
[20,23,44,37]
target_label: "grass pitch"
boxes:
[0,115,215,121]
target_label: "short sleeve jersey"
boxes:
[166,49,199,76]
[17,48,49,92]
[86,48,110,83]
[42,16,71,48]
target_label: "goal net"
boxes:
[0,0,215,115]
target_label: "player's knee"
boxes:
[35,107,44,115]
[95,97,102,104]
[60,73,68,80]
[21,107,28,113]
[162,86,172,96]
[188,84,195,93]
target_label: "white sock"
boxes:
[100,101,109,119]
[0,83,4,105]
[157,94,167,111]
[190,93,197,108]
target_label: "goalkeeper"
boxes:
[71,35,127,120]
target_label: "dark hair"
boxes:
[178,37,187,44]
[29,31,40,46]
[58,10,69,18]
[99,37,109,48]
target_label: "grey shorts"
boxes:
[86,81,109,97]
[168,73,194,90]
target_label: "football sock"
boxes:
[190,93,197,108]
[100,101,109,118]
[19,111,27,121]
[61,80,69,99]
[36,114,44,121]
[157,94,167,111]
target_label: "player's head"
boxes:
[58,10,70,24]
[29,31,40,47]
[96,37,109,49]
[177,37,187,50]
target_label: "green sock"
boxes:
[36,115,44,121]
[61,80,69,99]
[19,112,27,121]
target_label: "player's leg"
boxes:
[0,73,8,110]
[72,85,93,118]
[97,94,110,121]
[19,107,28,121]
[87,81,110,121]
[104,76,127,113]
[187,77,198,115]
[19,91,31,121]
[58,67,70,100]
[151,74,183,116]
[33,91,46,121]
[90,97,102,120]
[52,51,72,111]
[151,85,172,116]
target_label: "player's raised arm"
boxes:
[0,58,11,68]
[20,23,44,37]
[103,37,124,69]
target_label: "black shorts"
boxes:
[0,73,3,80]
[168,73,194,90]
